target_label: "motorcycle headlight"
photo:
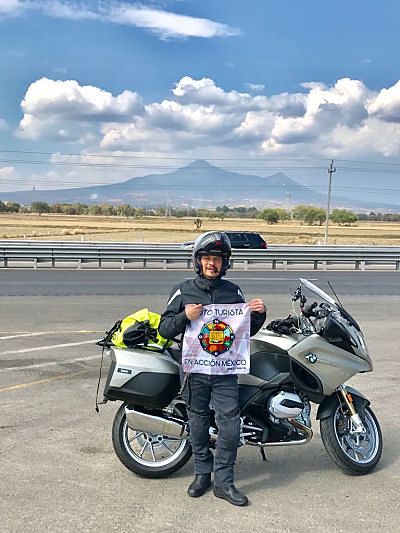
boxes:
[350,328,369,357]
[331,311,369,358]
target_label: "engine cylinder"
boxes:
[268,391,304,419]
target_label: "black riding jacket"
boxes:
[158,275,266,341]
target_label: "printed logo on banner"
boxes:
[198,319,235,356]
[182,303,250,375]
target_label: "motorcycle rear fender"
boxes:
[316,386,370,420]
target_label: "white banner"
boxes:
[182,303,250,375]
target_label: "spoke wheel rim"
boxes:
[122,419,188,467]
[333,406,380,464]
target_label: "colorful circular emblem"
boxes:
[198,319,235,356]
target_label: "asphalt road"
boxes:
[1,269,400,296]
[0,271,399,532]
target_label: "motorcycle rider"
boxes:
[159,231,266,506]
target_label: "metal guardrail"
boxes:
[1,241,400,270]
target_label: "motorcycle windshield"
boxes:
[299,278,360,331]
[299,278,338,307]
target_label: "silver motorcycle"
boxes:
[100,278,382,478]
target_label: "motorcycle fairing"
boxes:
[316,386,370,420]
[288,334,372,396]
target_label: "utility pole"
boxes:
[324,160,336,245]
[165,191,171,217]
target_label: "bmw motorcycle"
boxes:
[100,278,382,478]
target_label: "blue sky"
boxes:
[1,0,400,206]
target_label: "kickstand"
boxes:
[259,446,268,462]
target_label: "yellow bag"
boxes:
[111,308,172,351]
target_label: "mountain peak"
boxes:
[186,159,215,169]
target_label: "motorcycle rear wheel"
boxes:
[112,403,192,478]
[320,404,382,475]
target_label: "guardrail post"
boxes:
[2,243,400,271]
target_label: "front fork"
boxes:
[337,385,366,434]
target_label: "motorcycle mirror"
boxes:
[292,286,302,302]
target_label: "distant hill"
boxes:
[1,159,398,210]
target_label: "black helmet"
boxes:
[192,231,231,276]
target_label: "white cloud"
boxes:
[173,76,266,112]
[267,78,370,146]
[15,75,400,165]
[0,118,7,129]
[300,81,326,90]
[0,0,23,16]
[107,4,240,39]
[2,1,239,39]
[0,166,14,176]
[53,66,68,75]
[245,83,265,93]
[18,77,143,141]
[32,0,100,21]
[367,81,400,122]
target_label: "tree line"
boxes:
[1,199,400,224]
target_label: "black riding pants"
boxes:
[183,373,240,487]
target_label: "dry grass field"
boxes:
[0,213,399,245]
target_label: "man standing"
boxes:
[158,231,266,506]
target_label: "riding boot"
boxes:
[187,473,212,497]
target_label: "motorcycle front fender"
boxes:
[316,386,370,420]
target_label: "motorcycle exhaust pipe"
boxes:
[247,418,313,447]
[286,417,313,443]
[125,407,188,439]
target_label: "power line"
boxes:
[2,149,400,168]
[1,176,400,193]
[3,156,400,175]
[0,149,333,162]
[0,157,330,171]
[2,157,400,177]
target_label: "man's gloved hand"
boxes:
[266,316,299,335]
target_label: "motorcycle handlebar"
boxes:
[302,301,318,318]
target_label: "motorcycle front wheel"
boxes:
[320,403,382,475]
[112,403,192,478]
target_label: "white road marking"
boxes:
[0,369,89,393]
[0,352,101,373]
[227,277,319,282]
[0,330,102,340]
[0,339,98,356]
[184,277,318,281]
